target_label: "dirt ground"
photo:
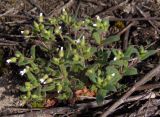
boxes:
[0,0,160,117]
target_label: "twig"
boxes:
[0,8,15,17]
[125,92,156,103]
[4,14,160,21]
[0,20,29,25]
[104,17,160,21]
[136,6,160,33]
[137,83,160,91]
[145,40,158,49]
[123,28,130,50]
[27,0,46,16]
[91,0,128,17]
[5,15,29,19]
[119,99,160,117]
[0,38,20,46]
[0,33,35,38]
[1,107,74,117]
[0,43,18,46]
[3,92,158,117]
[48,0,74,17]
[117,21,136,36]
[75,0,81,19]
[0,38,20,44]
[100,64,160,117]
[78,96,96,100]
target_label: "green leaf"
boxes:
[70,78,84,90]
[104,84,117,92]
[39,24,44,31]
[20,86,27,92]
[42,83,55,92]
[33,87,43,100]
[84,47,97,59]
[110,60,128,67]
[86,69,97,83]
[96,89,107,104]
[103,35,120,45]
[106,66,120,77]
[59,65,68,78]
[31,45,36,60]
[90,47,97,55]
[97,50,111,60]
[52,57,60,65]
[124,67,138,76]
[92,31,101,44]
[41,29,52,40]
[15,51,22,58]
[30,62,39,71]
[18,59,32,66]
[57,93,69,100]
[112,49,118,56]
[63,35,76,45]
[49,18,57,25]
[31,101,44,108]
[26,71,38,85]
[25,82,32,91]
[140,50,156,61]
[106,66,122,82]
[17,55,24,65]
[71,64,83,72]
[124,46,139,59]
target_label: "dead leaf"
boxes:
[44,98,57,108]
[75,87,96,98]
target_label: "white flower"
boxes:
[57,90,60,93]
[43,81,46,84]
[40,79,45,83]
[62,8,65,12]
[60,46,63,51]
[40,13,43,16]
[82,36,85,40]
[75,39,80,43]
[113,57,117,61]
[6,59,11,63]
[20,69,26,76]
[21,31,24,34]
[93,23,97,27]
[96,15,101,21]
[59,26,61,30]
[111,73,115,77]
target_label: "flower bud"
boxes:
[40,74,48,84]
[55,26,61,34]
[57,83,63,93]
[44,78,53,84]
[81,36,85,46]
[33,21,40,31]
[6,57,17,63]
[59,47,64,58]
[52,57,60,65]
[39,13,44,23]
[96,15,101,21]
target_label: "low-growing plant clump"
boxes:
[7,9,157,107]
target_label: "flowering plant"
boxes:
[7,9,156,107]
